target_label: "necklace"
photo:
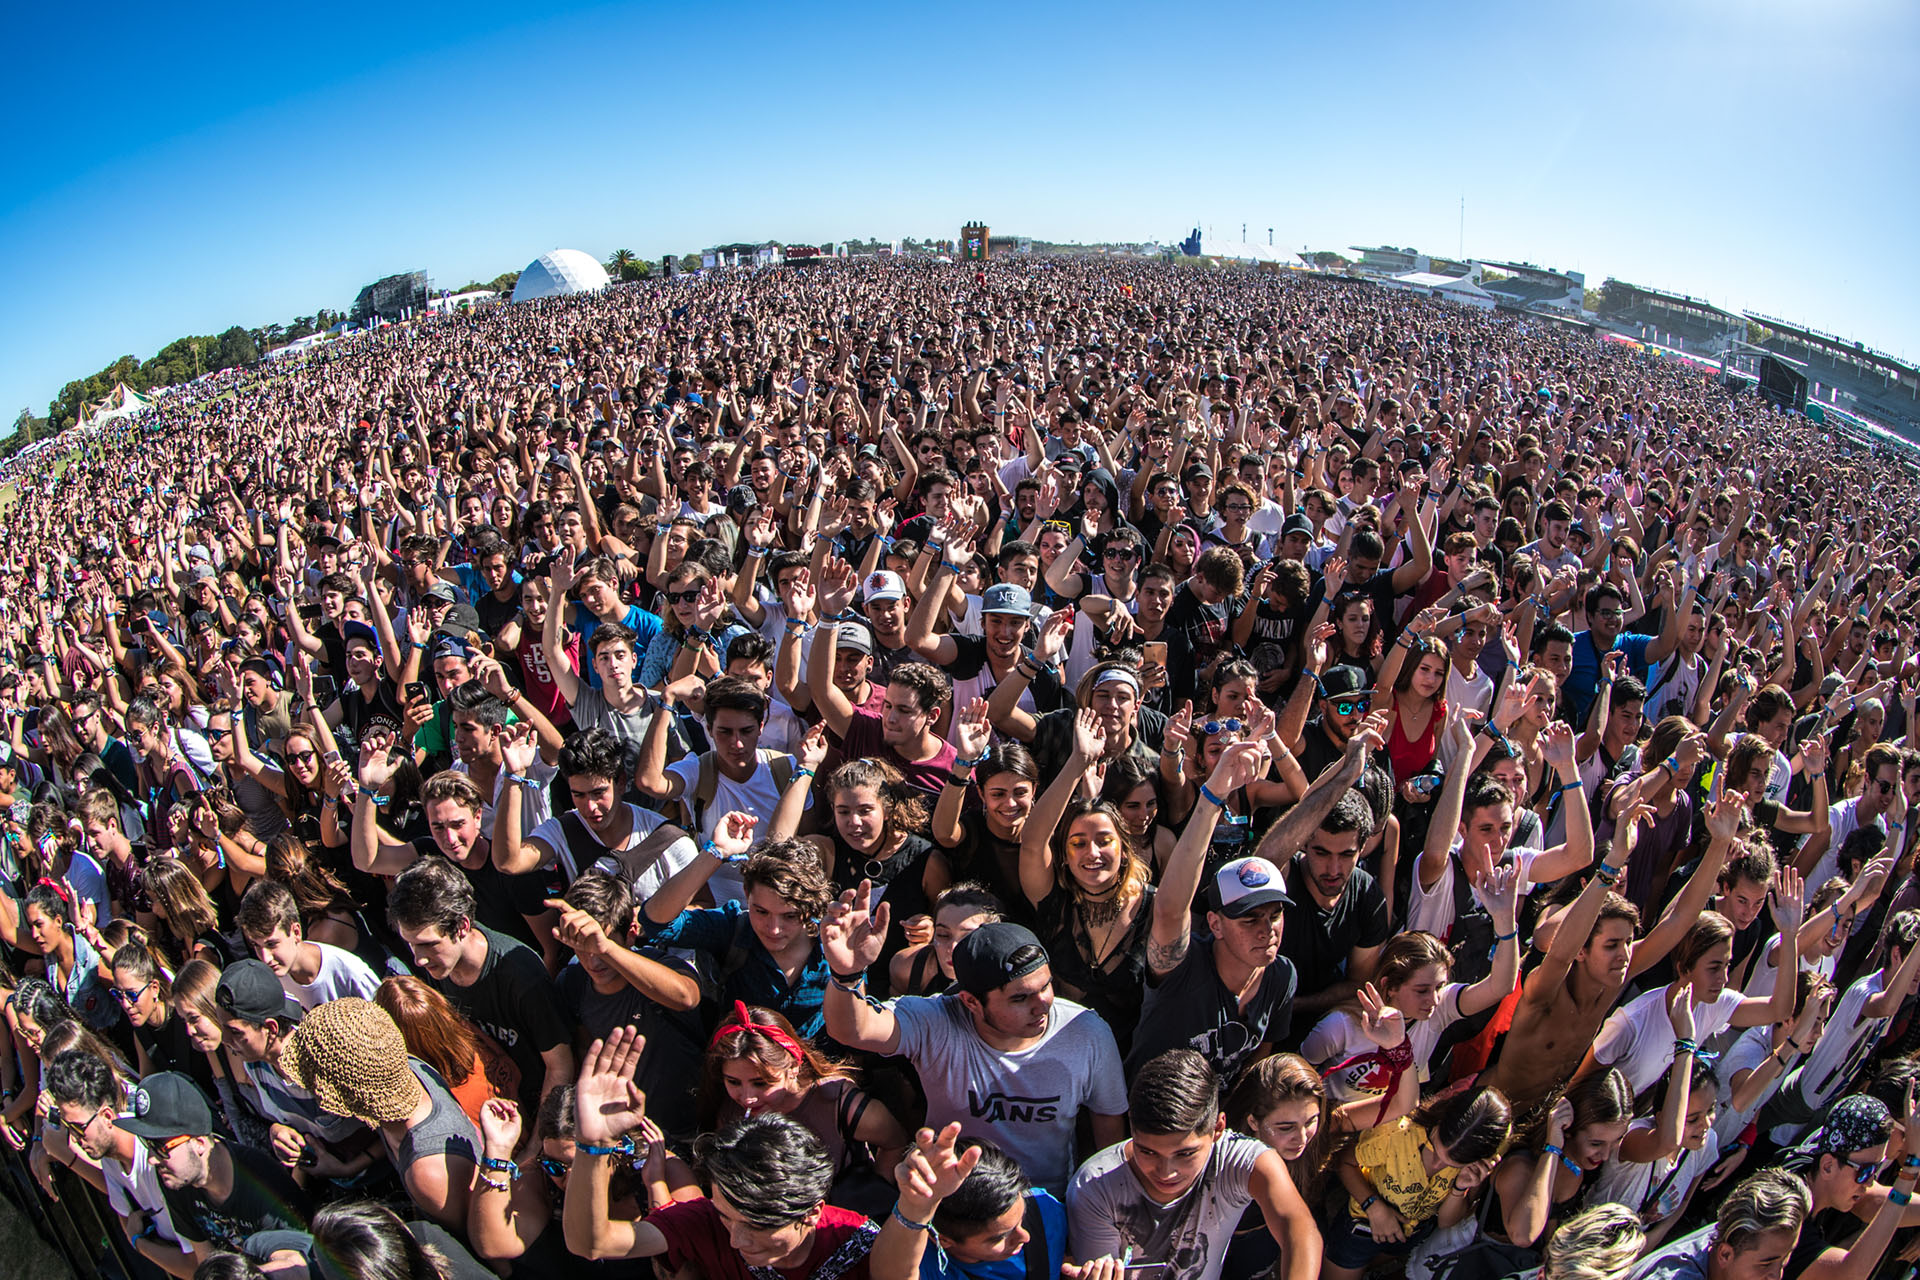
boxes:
[1078,890,1127,928]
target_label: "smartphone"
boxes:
[309,674,338,706]
[297,604,321,624]
[321,748,342,767]
[1143,640,1168,668]
[405,681,431,705]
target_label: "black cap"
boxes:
[433,602,482,641]
[1319,664,1370,698]
[1280,513,1313,540]
[952,923,1048,998]
[725,483,758,514]
[215,959,305,1026]
[189,610,217,632]
[116,1071,215,1141]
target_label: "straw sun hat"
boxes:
[278,997,425,1125]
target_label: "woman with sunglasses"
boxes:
[107,936,202,1084]
[467,1084,695,1270]
[640,561,750,690]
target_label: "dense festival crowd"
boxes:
[3,254,1919,1280]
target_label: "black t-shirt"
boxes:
[1295,718,1346,790]
[476,590,521,639]
[166,1141,312,1250]
[556,957,705,1143]
[428,926,572,1109]
[1277,857,1391,1049]
[1127,938,1297,1084]
[411,844,548,951]
[1162,583,1236,706]
[947,808,1032,928]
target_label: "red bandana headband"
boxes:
[709,1000,805,1062]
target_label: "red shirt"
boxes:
[650,1198,877,1280]
[842,705,956,797]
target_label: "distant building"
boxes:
[703,242,781,269]
[961,223,989,261]
[511,251,609,302]
[1477,262,1586,313]
[351,271,429,325]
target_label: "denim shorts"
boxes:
[1322,1207,1439,1270]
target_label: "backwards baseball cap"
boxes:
[1210,856,1293,917]
[952,922,1049,997]
[980,583,1033,616]
[215,958,306,1027]
[862,570,907,603]
[116,1071,216,1142]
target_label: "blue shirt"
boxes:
[1565,629,1655,727]
[640,900,831,1040]
[447,561,520,605]
[572,603,664,690]
[918,1190,1066,1280]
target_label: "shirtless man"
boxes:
[1479,788,1745,1119]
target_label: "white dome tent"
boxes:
[510,249,610,302]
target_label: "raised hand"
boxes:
[478,1097,523,1160]
[796,721,830,775]
[894,1122,984,1212]
[545,896,612,957]
[1471,862,1523,930]
[1768,866,1806,932]
[1355,982,1408,1049]
[1702,793,1747,843]
[1206,739,1267,798]
[952,697,993,763]
[819,881,891,974]
[1069,707,1107,764]
[1540,721,1577,774]
[1546,1097,1574,1147]
[711,811,759,861]
[574,1026,648,1145]
[1162,700,1194,759]
[1666,979,1696,1042]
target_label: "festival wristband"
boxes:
[1542,1144,1582,1176]
[1198,782,1228,809]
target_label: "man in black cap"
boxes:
[116,1070,311,1253]
[215,959,377,1179]
[1279,656,1376,786]
[820,899,1127,1196]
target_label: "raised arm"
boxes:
[1019,709,1104,907]
[542,555,582,708]
[1629,797,1740,979]
[1148,741,1269,977]
[807,620,857,739]
[818,881,901,1053]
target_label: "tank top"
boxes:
[1386,697,1446,783]
[393,1060,481,1173]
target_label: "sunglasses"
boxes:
[1199,719,1246,736]
[144,1134,193,1159]
[538,1155,569,1179]
[286,751,318,765]
[1845,1155,1885,1185]
[1041,520,1073,533]
[664,588,703,605]
[112,980,156,1006]
[48,1107,101,1141]
[1104,547,1142,561]
[1875,779,1896,795]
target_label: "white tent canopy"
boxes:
[1189,235,1305,267]
[77,382,153,428]
[511,249,610,302]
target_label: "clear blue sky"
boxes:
[5,0,1917,418]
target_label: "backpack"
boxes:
[554,808,688,888]
[679,750,795,836]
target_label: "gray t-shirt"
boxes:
[1066,1134,1265,1280]
[569,686,657,773]
[393,1059,480,1175]
[890,993,1127,1195]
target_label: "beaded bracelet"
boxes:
[1674,1038,1699,1057]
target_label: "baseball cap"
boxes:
[1280,513,1314,540]
[341,620,381,654]
[185,562,217,584]
[725,483,758,514]
[862,570,907,603]
[1211,856,1293,917]
[433,603,482,641]
[1182,462,1214,482]
[215,958,305,1027]
[1319,664,1370,698]
[981,583,1033,616]
[834,625,874,656]
[952,923,1049,997]
[421,581,459,605]
[116,1072,216,1142]
[189,610,217,633]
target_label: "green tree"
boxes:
[679,254,701,273]
[213,325,258,371]
[12,408,39,446]
[488,271,520,296]
[607,248,637,275]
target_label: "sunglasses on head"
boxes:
[1041,520,1073,533]
[664,588,702,604]
[1198,719,1246,736]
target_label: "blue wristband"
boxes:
[1198,782,1228,809]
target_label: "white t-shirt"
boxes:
[528,804,699,903]
[1408,843,1543,942]
[890,992,1127,1196]
[1591,1119,1721,1223]
[283,941,382,1010]
[1712,1023,1786,1149]
[1302,984,1466,1108]
[455,757,559,837]
[1809,797,1882,891]
[664,750,809,902]
[104,1144,193,1256]
[1645,651,1703,723]
[1593,987,1745,1096]
[1767,968,1889,1146]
